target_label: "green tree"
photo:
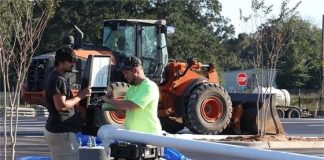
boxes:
[223,33,254,70]
[38,0,156,54]
[147,0,235,71]
[237,0,301,136]
[232,0,320,89]
[276,18,322,89]
[37,0,234,71]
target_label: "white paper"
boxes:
[90,57,110,88]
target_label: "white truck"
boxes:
[252,87,312,118]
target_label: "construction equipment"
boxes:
[21,19,284,135]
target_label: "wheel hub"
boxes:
[110,110,125,124]
[109,95,126,124]
[200,97,223,123]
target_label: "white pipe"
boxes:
[98,125,323,160]
[74,25,84,39]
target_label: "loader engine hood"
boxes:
[26,48,116,92]
[27,53,55,91]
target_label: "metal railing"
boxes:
[98,125,323,160]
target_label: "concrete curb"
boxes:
[217,141,324,149]
[219,141,270,148]
[266,141,324,149]
[177,134,324,149]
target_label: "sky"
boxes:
[218,0,324,36]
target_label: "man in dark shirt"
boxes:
[44,47,90,160]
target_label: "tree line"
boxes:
[5,0,323,90]
[0,1,321,159]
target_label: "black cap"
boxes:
[63,35,74,46]
[120,56,142,70]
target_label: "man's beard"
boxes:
[129,80,135,85]
[66,66,74,72]
[128,77,135,85]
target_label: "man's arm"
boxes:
[53,88,90,112]
[99,96,138,110]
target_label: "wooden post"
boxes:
[314,102,319,118]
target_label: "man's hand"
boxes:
[99,95,138,110]
[78,87,91,99]
[99,95,110,103]
[99,95,116,110]
[101,103,116,111]
[106,88,113,98]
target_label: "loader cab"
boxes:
[103,19,169,83]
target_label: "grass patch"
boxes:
[290,93,323,112]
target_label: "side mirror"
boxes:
[167,26,175,34]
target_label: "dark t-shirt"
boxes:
[44,70,80,133]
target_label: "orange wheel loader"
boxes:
[21,19,284,136]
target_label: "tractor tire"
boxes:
[287,108,301,118]
[103,82,129,125]
[159,117,184,134]
[184,83,232,134]
[276,108,285,118]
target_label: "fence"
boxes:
[0,92,48,117]
[1,107,36,117]
[0,106,49,117]
[35,105,49,117]
[288,89,323,115]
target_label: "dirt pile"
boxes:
[221,134,324,142]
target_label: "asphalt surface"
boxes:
[2,117,324,137]
[281,118,324,137]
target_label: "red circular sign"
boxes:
[236,72,247,86]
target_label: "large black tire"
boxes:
[184,83,232,134]
[103,82,129,125]
[277,108,285,118]
[159,117,184,134]
[287,108,301,118]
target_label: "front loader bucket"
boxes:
[229,93,285,135]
